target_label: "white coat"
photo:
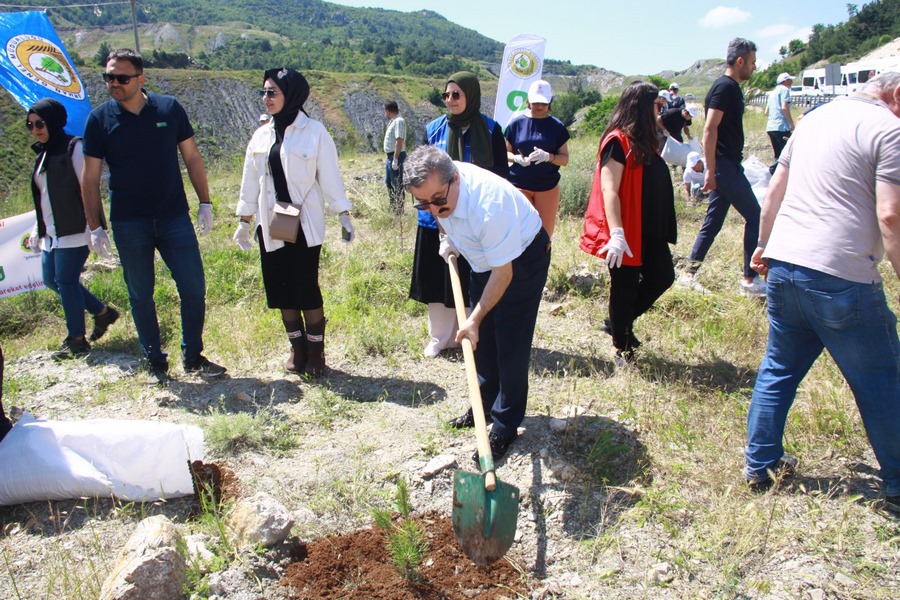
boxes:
[237,111,352,251]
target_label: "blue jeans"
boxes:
[41,245,105,339]
[746,260,900,495]
[469,229,550,439]
[111,214,206,364]
[688,157,760,279]
[385,151,406,210]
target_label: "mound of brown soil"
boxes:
[281,512,527,599]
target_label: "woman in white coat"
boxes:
[234,68,354,377]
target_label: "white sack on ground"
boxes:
[0,413,204,505]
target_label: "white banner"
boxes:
[0,211,44,299]
[494,34,546,131]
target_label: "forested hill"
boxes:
[37,0,515,76]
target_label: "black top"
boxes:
[704,75,745,161]
[601,138,677,243]
[661,109,691,143]
[268,141,292,204]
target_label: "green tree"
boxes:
[647,75,670,91]
[581,96,619,135]
[788,38,806,54]
[94,41,111,66]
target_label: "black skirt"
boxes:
[409,225,471,307]
[257,225,323,310]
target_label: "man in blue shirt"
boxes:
[765,72,795,175]
[404,145,550,465]
[82,49,225,384]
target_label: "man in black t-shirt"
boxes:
[661,105,696,143]
[679,38,765,298]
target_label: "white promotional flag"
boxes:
[494,34,546,131]
[0,211,44,299]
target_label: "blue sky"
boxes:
[336,0,854,74]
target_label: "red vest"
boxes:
[579,130,644,266]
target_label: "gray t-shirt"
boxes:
[764,95,900,283]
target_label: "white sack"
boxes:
[742,155,771,188]
[0,413,204,505]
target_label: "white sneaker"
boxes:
[740,276,767,298]
[677,273,710,294]
[423,340,441,358]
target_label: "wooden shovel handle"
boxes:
[447,254,497,492]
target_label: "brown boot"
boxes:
[304,320,326,377]
[285,330,307,373]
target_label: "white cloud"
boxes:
[698,6,751,29]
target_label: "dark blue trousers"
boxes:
[469,228,550,439]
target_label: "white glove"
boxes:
[339,211,354,244]
[233,221,252,251]
[438,233,459,264]
[528,147,551,164]
[29,225,41,254]
[197,203,213,237]
[91,227,113,260]
[512,154,532,167]
[599,227,633,269]
[391,158,400,171]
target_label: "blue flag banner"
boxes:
[0,11,91,136]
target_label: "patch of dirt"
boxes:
[281,512,526,599]
[189,460,242,515]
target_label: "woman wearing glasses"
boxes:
[234,68,354,377]
[27,98,119,360]
[580,82,677,366]
[410,71,508,360]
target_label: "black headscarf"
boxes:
[445,71,493,169]
[264,67,310,141]
[28,98,71,156]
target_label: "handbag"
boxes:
[269,201,301,243]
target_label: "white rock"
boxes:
[99,515,186,600]
[566,406,588,418]
[548,303,565,316]
[834,572,856,587]
[647,561,674,584]
[806,590,826,600]
[548,418,568,433]
[185,534,215,572]
[539,448,549,459]
[226,491,295,549]
[424,479,433,495]
[420,454,457,477]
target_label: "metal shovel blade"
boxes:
[452,469,520,565]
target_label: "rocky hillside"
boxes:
[0,68,501,197]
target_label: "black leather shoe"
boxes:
[472,432,517,466]
[448,409,476,429]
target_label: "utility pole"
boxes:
[130,0,140,53]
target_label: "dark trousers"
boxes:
[688,157,761,279]
[767,130,791,175]
[608,237,675,351]
[385,151,406,212]
[469,229,550,439]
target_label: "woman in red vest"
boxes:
[580,82,677,366]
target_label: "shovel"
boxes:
[447,253,520,565]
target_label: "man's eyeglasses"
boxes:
[412,181,452,211]
[102,72,141,84]
[25,119,46,131]
[258,89,280,98]
[441,90,462,101]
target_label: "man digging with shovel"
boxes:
[404,145,550,465]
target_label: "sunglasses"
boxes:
[412,181,452,211]
[102,72,141,84]
[258,89,280,98]
[26,119,46,131]
[441,90,462,101]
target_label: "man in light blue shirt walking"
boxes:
[765,72,795,174]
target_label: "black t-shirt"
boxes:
[704,75,745,161]
[661,109,691,142]
[601,138,677,243]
